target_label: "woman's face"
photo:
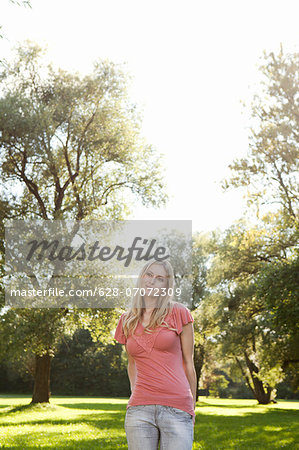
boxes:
[141,263,168,297]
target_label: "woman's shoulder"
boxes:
[169,302,194,334]
[170,301,191,312]
[167,301,191,321]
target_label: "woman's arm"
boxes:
[180,322,197,408]
[125,345,136,393]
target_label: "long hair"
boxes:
[122,260,178,338]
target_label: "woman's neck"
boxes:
[143,296,158,313]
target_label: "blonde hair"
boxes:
[122,260,178,338]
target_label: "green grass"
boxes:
[0,395,298,449]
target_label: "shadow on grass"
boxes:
[6,404,34,413]
[196,401,258,409]
[58,403,127,411]
[0,411,126,428]
[0,402,60,417]
[196,402,299,415]
[0,402,126,417]
[195,401,284,410]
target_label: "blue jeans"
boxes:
[124,404,194,450]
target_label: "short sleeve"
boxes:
[173,304,194,335]
[114,313,127,345]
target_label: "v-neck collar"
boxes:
[133,323,162,353]
[133,308,176,353]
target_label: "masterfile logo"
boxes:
[26,237,170,267]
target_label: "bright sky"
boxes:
[1,0,298,232]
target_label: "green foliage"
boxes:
[209,374,229,398]
[0,308,75,359]
[192,232,209,308]
[256,255,299,337]
[51,328,129,396]
[204,219,297,397]
[255,255,299,389]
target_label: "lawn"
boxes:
[0,395,298,449]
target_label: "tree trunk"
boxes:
[31,353,52,403]
[244,351,272,404]
[194,343,205,401]
[235,355,256,398]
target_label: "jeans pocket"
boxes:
[125,405,147,426]
[166,406,192,419]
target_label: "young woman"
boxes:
[114,260,196,450]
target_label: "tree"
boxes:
[206,224,281,403]
[0,41,167,403]
[205,208,299,400]
[208,47,299,403]
[255,255,299,390]
[223,46,298,221]
[191,232,210,400]
[0,42,166,220]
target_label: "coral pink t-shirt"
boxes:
[114,302,195,417]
